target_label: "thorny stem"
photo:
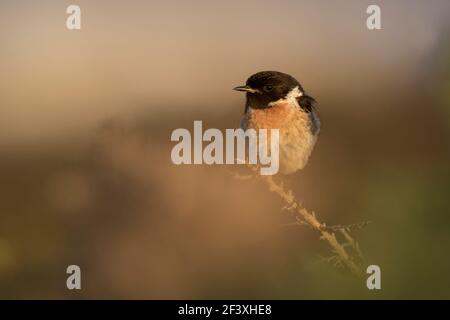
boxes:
[261,174,365,279]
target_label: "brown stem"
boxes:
[261,175,364,279]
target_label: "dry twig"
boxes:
[253,170,365,278]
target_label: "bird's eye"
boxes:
[264,85,273,92]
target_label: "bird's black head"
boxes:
[234,71,305,109]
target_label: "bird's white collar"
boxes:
[268,86,302,107]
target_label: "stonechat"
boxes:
[234,71,320,174]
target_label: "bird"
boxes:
[234,71,320,174]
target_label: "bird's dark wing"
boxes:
[297,94,316,112]
[297,95,320,135]
[309,109,321,135]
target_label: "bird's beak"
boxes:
[233,85,259,93]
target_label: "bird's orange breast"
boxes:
[242,102,316,174]
[247,103,294,129]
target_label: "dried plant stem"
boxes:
[261,174,365,279]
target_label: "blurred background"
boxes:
[0,0,450,299]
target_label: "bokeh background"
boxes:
[1,0,450,299]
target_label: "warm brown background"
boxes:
[0,0,450,298]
